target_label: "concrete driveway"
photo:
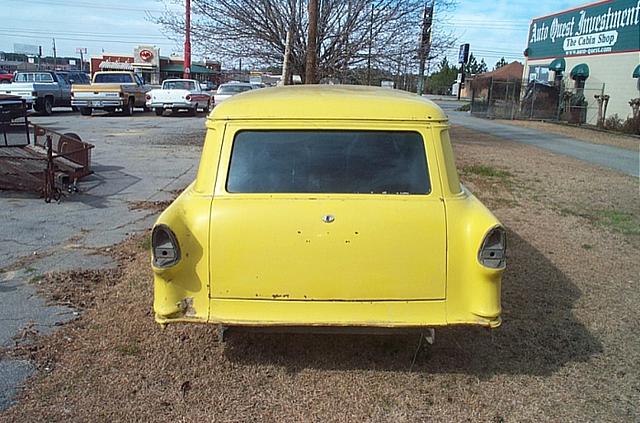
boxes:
[0,109,205,410]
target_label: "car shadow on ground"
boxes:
[222,228,603,376]
[72,164,141,208]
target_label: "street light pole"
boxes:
[183,0,191,79]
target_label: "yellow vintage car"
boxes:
[151,85,506,332]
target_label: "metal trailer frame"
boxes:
[0,98,95,202]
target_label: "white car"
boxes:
[146,79,211,116]
[213,82,253,107]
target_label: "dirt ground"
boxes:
[495,119,640,151]
[1,125,638,422]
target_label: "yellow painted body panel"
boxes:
[152,86,504,330]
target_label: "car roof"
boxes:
[209,85,447,122]
[164,79,197,82]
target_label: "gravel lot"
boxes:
[1,117,638,422]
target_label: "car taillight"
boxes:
[152,225,181,268]
[145,94,151,100]
[185,95,191,101]
[478,226,506,269]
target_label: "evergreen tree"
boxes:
[494,57,508,70]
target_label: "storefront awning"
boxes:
[549,58,566,73]
[99,61,134,71]
[570,63,589,80]
[161,63,217,75]
[633,64,640,78]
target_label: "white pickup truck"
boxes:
[145,79,211,116]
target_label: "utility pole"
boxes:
[282,0,296,85]
[416,1,434,95]
[38,46,42,70]
[282,28,293,85]
[52,38,57,68]
[305,0,318,84]
[366,4,374,85]
[183,0,191,79]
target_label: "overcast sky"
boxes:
[0,0,589,70]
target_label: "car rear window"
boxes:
[94,74,133,83]
[226,130,430,194]
[217,85,252,94]
[14,73,54,83]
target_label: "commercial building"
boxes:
[524,0,640,124]
[90,45,221,85]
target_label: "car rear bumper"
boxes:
[147,101,194,109]
[154,296,501,329]
[72,99,124,108]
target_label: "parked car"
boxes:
[146,79,211,116]
[199,81,217,92]
[2,71,86,115]
[0,70,13,84]
[71,71,150,116]
[212,82,253,107]
[151,85,506,333]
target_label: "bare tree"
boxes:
[155,0,457,85]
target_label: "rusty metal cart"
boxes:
[0,95,95,202]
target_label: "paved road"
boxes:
[428,97,639,178]
[0,109,204,410]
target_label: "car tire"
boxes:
[122,98,134,116]
[41,97,53,116]
[155,108,163,116]
[80,107,92,116]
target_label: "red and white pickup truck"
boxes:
[145,79,211,116]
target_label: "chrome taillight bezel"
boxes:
[478,226,506,269]
[152,224,181,268]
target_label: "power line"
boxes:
[23,0,169,14]
[1,27,173,40]
[0,32,178,47]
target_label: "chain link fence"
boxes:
[470,77,606,125]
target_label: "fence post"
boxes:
[530,81,536,119]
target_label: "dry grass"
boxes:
[495,119,640,151]
[1,126,639,422]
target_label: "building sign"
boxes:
[139,49,154,61]
[527,0,640,60]
[133,45,160,67]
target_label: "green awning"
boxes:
[570,63,589,80]
[633,64,640,78]
[160,63,217,74]
[549,58,566,72]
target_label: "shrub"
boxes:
[605,114,623,131]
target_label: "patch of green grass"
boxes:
[139,235,152,251]
[116,343,140,356]
[457,103,471,111]
[559,206,639,236]
[581,244,593,250]
[594,210,640,235]
[29,274,44,284]
[462,164,512,178]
